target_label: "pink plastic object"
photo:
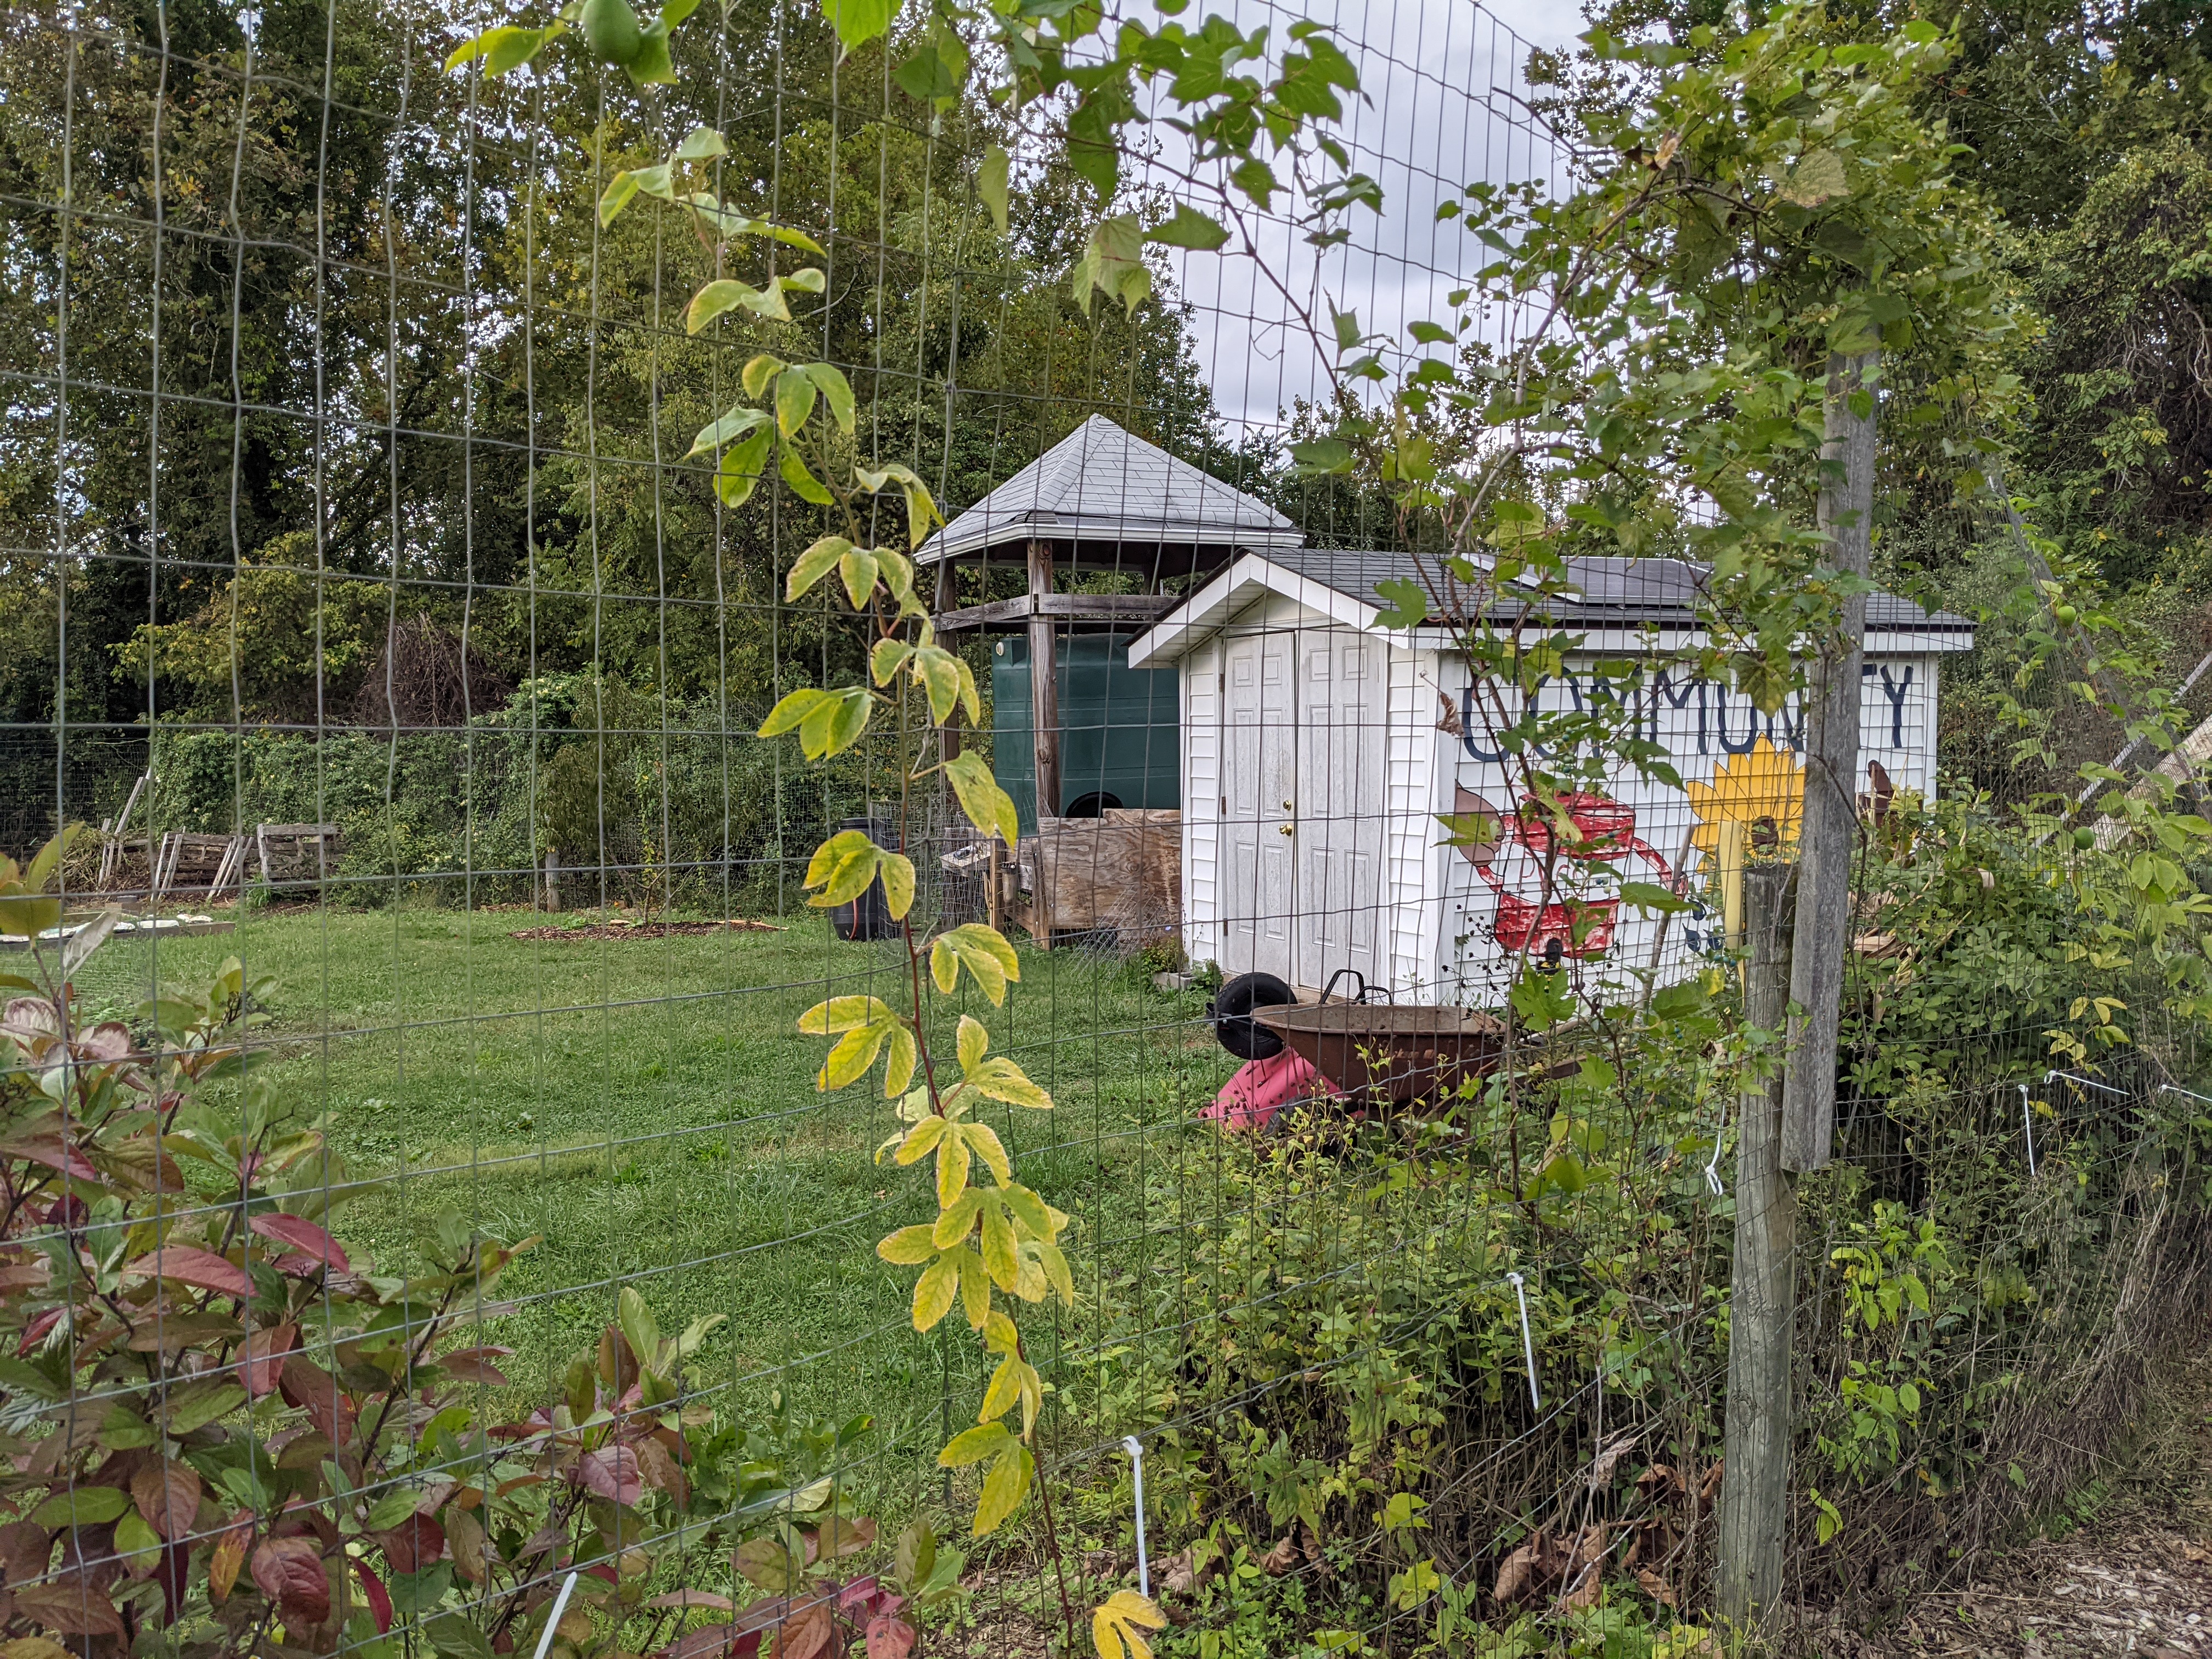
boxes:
[1204,1048,1340,1132]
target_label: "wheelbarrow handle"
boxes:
[1321,967,1375,1006]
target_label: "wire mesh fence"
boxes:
[4,1,2211,1657]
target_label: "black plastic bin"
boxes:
[830,816,901,942]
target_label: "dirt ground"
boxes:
[1833,1354,2212,1657]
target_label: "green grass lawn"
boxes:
[69,901,1235,1500]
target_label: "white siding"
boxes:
[1181,641,1222,967]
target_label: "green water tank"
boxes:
[991,634,1181,836]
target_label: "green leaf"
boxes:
[742,354,786,399]
[1509,969,1576,1031]
[1147,203,1229,251]
[598,163,673,228]
[1071,213,1149,318]
[686,404,770,459]
[786,535,854,602]
[1370,576,1430,629]
[679,194,826,254]
[623,19,676,86]
[1779,148,1848,207]
[894,43,960,102]
[837,548,879,610]
[1289,437,1352,476]
[818,0,896,54]
[1618,880,1690,913]
[779,445,834,506]
[672,124,726,162]
[33,1485,130,1527]
[801,363,856,433]
[945,752,1020,848]
[774,368,820,438]
[687,278,786,332]
[445,24,557,75]
[1066,94,1118,197]
[854,462,944,549]
[715,427,773,507]
[979,145,1010,235]
[618,1285,662,1371]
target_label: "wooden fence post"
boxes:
[1719,860,1797,1632]
[1782,347,1877,1173]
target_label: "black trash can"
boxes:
[830,816,901,942]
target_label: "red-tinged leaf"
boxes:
[18,1306,64,1356]
[354,1558,394,1633]
[435,1345,511,1386]
[125,1244,252,1300]
[374,1513,445,1576]
[575,1446,642,1506]
[243,1323,298,1398]
[131,1459,202,1540]
[865,1612,917,1659]
[279,1356,357,1447]
[774,1599,835,1659]
[251,1536,330,1626]
[583,1562,619,1585]
[15,1582,127,1637]
[3,1133,102,1182]
[837,1577,881,1610]
[645,1591,738,1613]
[250,1214,349,1272]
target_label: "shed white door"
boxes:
[1215,627,1387,992]
[1219,631,1296,979]
[1295,630,1387,994]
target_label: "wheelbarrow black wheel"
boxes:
[1211,971,1292,1060]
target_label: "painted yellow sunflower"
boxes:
[1686,736,1804,863]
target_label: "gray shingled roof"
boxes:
[1262,548,1974,634]
[917,415,1304,566]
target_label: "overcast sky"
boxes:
[1130,0,1587,432]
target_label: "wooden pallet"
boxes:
[256,822,341,888]
[151,832,247,904]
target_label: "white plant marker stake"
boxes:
[2161,1082,2212,1106]
[1507,1271,1542,1412]
[2018,1084,2037,1178]
[1121,1435,1150,1598]
[531,1571,580,1659]
[2047,1068,2128,1098]
[1704,1095,1728,1198]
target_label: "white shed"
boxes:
[1126,548,1975,1005]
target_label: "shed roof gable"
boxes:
[1127,550,1977,666]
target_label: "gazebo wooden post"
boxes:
[1026,539,1059,823]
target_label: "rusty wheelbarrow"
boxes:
[1248,971,1509,1108]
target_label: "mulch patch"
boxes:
[507,919,786,941]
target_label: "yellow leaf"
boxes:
[786,535,851,602]
[936,1120,972,1207]
[819,1022,889,1091]
[880,853,916,919]
[838,548,879,610]
[877,1226,937,1266]
[932,1189,983,1249]
[979,1354,1024,1424]
[958,1244,992,1330]
[884,1026,918,1097]
[1093,1592,1168,1659]
[964,1122,1012,1187]
[797,992,895,1035]
[895,1116,947,1166]
[979,1198,1020,1290]
[912,1254,958,1331]
[957,1014,989,1073]
[946,751,1020,849]
[975,1441,1033,1536]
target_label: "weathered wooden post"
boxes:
[1782,348,1876,1174]
[1719,860,1797,1630]
[1026,539,1059,824]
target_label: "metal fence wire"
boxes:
[2,2,2210,1657]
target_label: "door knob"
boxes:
[1281,799,1294,811]
[1278,824,1294,837]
